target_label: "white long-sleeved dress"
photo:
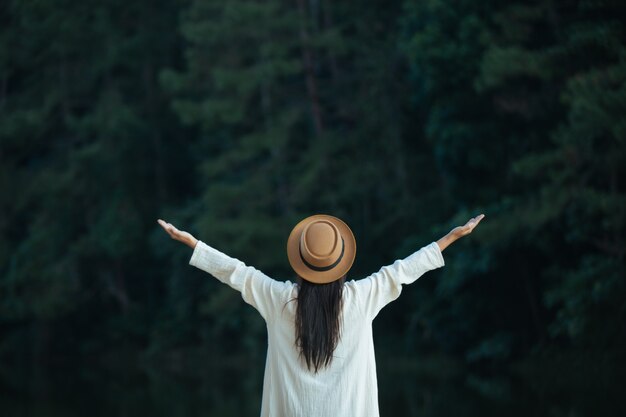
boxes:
[189,240,445,417]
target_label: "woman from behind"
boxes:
[158,213,484,416]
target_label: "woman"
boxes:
[157,213,484,417]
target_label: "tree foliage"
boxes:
[1,0,624,367]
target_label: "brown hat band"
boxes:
[299,237,345,272]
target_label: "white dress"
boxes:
[189,239,445,417]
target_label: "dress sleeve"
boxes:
[188,240,290,322]
[354,241,445,320]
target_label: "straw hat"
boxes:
[287,214,356,284]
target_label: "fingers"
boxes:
[461,213,485,234]
[452,213,485,238]
[468,213,485,231]
[158,219,172,233]
[157,219,180,238]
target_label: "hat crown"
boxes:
[300,220,342,267]
[287,214,356,284]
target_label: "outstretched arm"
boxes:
[352,213,486,320]
[157,218,289,321]
[436,213,485,252]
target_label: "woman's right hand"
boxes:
[451,214,485,238]
[157,219,198,249]
[437,214,485,252]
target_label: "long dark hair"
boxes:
[294,274,345,373]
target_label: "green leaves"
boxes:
[400,0,626,361]
[1,0,625,366]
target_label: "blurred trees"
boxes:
[0,0,190,360]
[400,0,626,360]
[0,0,624,368]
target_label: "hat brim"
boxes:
[287,214,356,284]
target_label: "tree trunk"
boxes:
[296,0,323,136]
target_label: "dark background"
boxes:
[1,0,625,415]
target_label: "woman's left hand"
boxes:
[157,219,198,249]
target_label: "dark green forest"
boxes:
[1,0,625,406]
